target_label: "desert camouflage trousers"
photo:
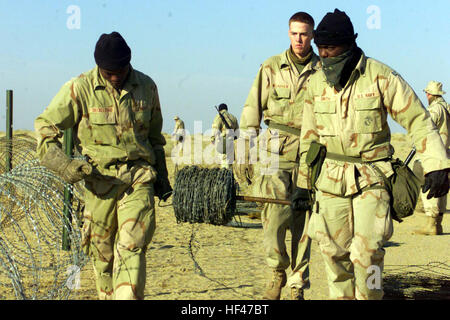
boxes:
[254,158,311,289]
[421,193,448,217]
[414,160,449,216]
[215,136,234,169]
[308,188,393,299]
[81,178,156,300]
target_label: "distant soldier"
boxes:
[293,9,449,300]
[172,116,185,145]
[211,103,239,169]
[238,12,319,300]
[413,81,449,235]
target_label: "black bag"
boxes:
[372,159,422,222]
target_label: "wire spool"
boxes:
[173,166,236,225]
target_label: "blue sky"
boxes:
[0,0,449,135]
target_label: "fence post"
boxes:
[62,128,73,251]
[6,90,13,172]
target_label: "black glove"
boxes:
[153,148,173,201]
[290,188,312,212]
[154,177,173,201]
[422,170,449,199]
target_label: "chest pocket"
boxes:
[354,96,383,134]
[314,100,337,136]
[267,87,291,116]
[89,108,117,145]
[133,101,152,137]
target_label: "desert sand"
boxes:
[69,132,450,300]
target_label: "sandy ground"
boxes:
[73,206,450,300]
[71,134,450,301]
[1,131,447,300]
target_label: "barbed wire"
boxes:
[173,166,236,225]
[0,135,87,300]
[172,165,258,298]
[383,261,450,299]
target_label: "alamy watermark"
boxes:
[66,5,81,30]
[171,123,280,175]
[366,265,382,290]
[366,5,381,30]
[65,265,81,290]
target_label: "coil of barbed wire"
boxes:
[173,166,236,225]
[0,135,87,300]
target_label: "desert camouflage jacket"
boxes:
[239,48,320,161]
[297,50,449,196]
[212,110,239,136]
[428,96,450,156]
[35,66,166,177]
[173,119,185,132]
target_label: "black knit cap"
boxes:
[94,31,131,70]
[314,9,358,46]
[218,103,228,111]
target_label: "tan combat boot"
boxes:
[290,287,305,300]
[413,215,441,235]
[263,270,286,300]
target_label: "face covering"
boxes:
[320,49,354,88]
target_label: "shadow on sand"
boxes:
[383,262,450,300]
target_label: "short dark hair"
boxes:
[289,12,315,28]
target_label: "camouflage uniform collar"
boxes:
[433,96,446,105]
[351,49,367,76]
[93,65,139,91]
[336,47,366,90]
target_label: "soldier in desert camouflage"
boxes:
[292,9,449,299]
[172,115,186,159]
[35,32,172,300]
[413,81,450,235]
[211,103,239,169]
[172,116,185,145]
[237,12,320,300]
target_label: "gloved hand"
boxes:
[422,169,449,199]
[233,137,254,185]
[40,144,92,184]
[153,148,173,201]
[154,178,173,201]
[290,188,312,212]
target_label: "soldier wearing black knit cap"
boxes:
[292,9,449,300]
[313,9,362,90]
[35,31,172,300]
[94,31,132,91]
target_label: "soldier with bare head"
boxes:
[237,11,320,300]
[293,9,449,299]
